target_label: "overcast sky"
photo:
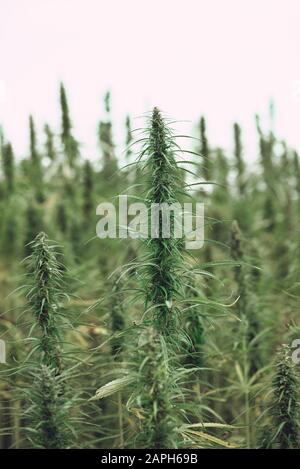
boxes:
[0,0,300,161]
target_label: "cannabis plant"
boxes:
[260,344,300,449]
[24,232,72,447]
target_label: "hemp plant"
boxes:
[198,116,211,182]
[260,344,300,449]
[26,232,65,372]
[60,82,79,168]
[98,92,118,182]
[44,124,56,162]
[82,160,94,221]
[24,232,72,448]
[141,107,186,334]
[92,108,186,446]
[231,221,261,371]
[24,365,72,449]
[256,115,276,232]
[127,108,189,447]
[1,141,15,196]
[92,108,231,449]
[29,115,44,203]
[230,220,262,447]
[125,115,133,161]
[233,123,246,197]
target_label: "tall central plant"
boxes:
[92,109,187,448]
[132,108,188,447]
[92,108,231,449]
[142,107,185,334]
[27,232,64,374]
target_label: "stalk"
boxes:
[197,117,214,292]
[231,220,260,363]
[184,278,205,367]
[231,221,261,448]
[134,328,177,448]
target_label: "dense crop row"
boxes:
[0,86,300,448]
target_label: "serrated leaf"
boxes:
[183,429,238,448]
[90,376,135,401]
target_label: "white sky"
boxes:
[0,0,300,161]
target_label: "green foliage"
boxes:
[98,94,118,181]
[1,142,15,195]
[60,82,72,143]
[110,281,125,357]
[27,232,65,373]
[231,221,261,368]
[1,87,300,450]
[140,107,185,333]
[198,116,211,183]
[29,116,44,203]
[24,203,44,257]
[82,160,94,219]
[24,365,72,448]
[60,83,79,168]
[260,345,300,449]
[125,115,133,160]
[233,123,246,196]
[56,201,69,234]
[44,124,56,161]
[131,329,180,448]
